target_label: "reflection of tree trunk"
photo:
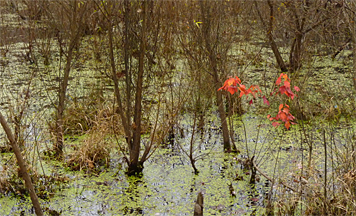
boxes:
[0,112,43,216]
[128,0,147,176]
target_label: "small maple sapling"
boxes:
[218,73,300,130]
[268,73,300,129]
[218,76,268,105]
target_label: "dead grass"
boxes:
[66,108,119,173]
[266,125,356,216]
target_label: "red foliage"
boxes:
[274,73,300,100]
[219,73,300,130]
[218,76,241,95]
[267,104,296,130]
[267,73,299,129]
[218,76,267,105]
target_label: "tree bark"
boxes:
[266,0,288,72]
[56,39,75,157]
[199,1,231,152]
[55,1,84,157]
[107,10,130,142]
[0,112,43,216]
[128,0,148,176]
[124,0,132,147]
[351,5,356,92]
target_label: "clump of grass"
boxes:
[66,108,117,173]
[267,124,356,215]
[47,89,106,140]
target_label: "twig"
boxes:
[252,160,297,192]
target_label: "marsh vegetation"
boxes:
[1,0,356,215]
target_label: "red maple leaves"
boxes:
[274,73,300,100]
[218,76,241,95]
[267,104,296,130]
[218,76,268,105]
[219,73,300,130]
[268,73,300,130]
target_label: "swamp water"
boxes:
[1,112,348,215]
[0,114,288,216]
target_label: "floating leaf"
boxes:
[263,96,269,106]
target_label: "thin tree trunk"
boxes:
[190,111,199,174]
[108,13,130,142]
[266,0,288,72]
[289,33,303,72]
[56,36,76,157]
[55,1,84,157]
[124,0,132,146]
[288,2,305,72]
[0,112,43,216]
[214,75,231,152]
[199,1,231,152]
[255,0,287,72]
[128,0,148,176]
[352,9,356,92]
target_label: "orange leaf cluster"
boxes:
[218,76,267,105]
[267,104,296,130]
[267,73,300,130]
[275,73,300,99]
[218,76,241,95]
[218,74,301,130]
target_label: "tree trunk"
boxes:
[199,1,231,152]
[266,0,288,72]
[124,0,132,146]
[351,7,356,92]
[108,11,130,142]
[56,37,76,157]
[289,33,303,72]
[215,76,231,152]
[0,112,43,216]
[128,0,148,176]
[55,1,84,157]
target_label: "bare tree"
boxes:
[179,0,240,152]
[0,110,43,215]
[43,0,89,157]
[254,0,337,72]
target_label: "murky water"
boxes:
[0,113,279,215]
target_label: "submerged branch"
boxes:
[252,160,297,192]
